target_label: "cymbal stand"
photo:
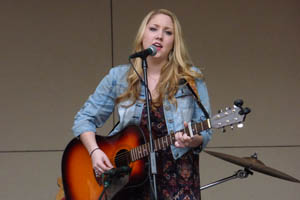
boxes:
[200,168,253,191]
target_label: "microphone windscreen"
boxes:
[149,45,157,56]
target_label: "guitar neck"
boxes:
[130,119,211,162]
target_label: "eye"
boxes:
[149,27,157,31]
[165,31,173,36]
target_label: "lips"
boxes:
[153,43,163,51]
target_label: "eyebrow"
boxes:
[151,23,174,30]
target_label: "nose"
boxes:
[155,30,163,41]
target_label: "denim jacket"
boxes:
[72,64,212,160]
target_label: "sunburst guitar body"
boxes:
[62,125,147,200]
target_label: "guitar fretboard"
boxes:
[130,119,210,162]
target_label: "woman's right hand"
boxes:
[79,132,114,176]
[91,148,113,176]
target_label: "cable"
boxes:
[128,59,153,103]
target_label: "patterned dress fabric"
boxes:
[135,104,201,200]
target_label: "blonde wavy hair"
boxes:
[116,9,203,107]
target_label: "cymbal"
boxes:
[204,150,300,183]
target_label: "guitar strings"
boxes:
[112,143,151,164]
[111,124,205,164]
[112,133,176,164]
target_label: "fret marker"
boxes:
[188,122,194,137]
[207,119,212,129]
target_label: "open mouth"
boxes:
[153,43,163,50]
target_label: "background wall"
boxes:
[0,0,299,199]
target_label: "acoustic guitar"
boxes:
[61,103,250,200]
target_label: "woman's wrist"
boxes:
[189,135,203,147]
[89,147,100,157]
[192,135,203,153]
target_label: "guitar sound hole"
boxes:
[115,149,130,167]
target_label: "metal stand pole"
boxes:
[141,58,157,200]
[200,168,253,191]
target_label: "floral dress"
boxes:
[136,104,201,200]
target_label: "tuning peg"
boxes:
[222,127,226,133]
[234,99,244,107]
[238,109,244,115]
[251,152,258,159]
[237,123,244,128]
[218,109,222,113]
[243,107,251,114]
[238,107,251,115]
[230,125,234,130]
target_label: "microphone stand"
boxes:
[141,57,158,200]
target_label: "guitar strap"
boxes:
[186,78,210,119]
[186,78,206,154]
[187,79,200,99]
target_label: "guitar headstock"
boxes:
[211,99,251,131]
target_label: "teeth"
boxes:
[153,43,162,47]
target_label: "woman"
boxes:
[72,9,212,200]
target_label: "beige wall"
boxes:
[0,0,299,199]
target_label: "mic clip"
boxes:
[102,166,132,188]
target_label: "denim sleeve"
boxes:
[193,68,212,150]
[193,67,212,149]
[72,67,123,137]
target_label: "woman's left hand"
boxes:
[174,122,203,148]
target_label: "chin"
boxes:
[154,52,166,59]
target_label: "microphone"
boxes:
[129,45,157,59]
